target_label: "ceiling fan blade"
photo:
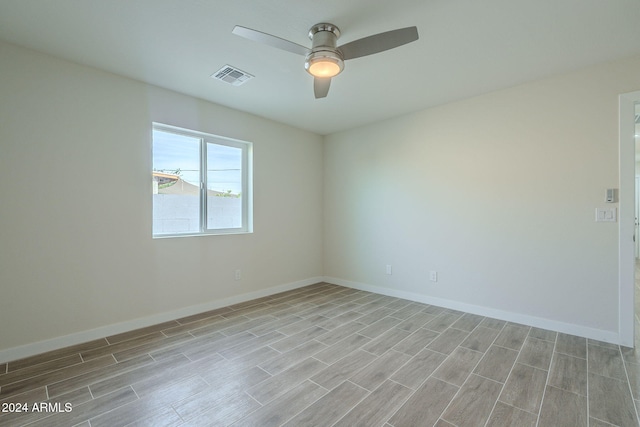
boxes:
[338,26,418,60]
[314,78,331,99]
[232,26,309,56]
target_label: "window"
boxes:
[152,123,252,237]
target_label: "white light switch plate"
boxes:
[595,207,617,222]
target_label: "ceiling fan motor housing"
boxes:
[305,23,344,77]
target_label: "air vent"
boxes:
[211,65,254,86]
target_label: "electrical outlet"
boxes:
[386,265,392,275]
[429,271,438,282]
[235,269,242,280]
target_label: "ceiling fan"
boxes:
[232,23,419,99]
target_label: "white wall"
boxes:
[3,37,640,360]
[324,55,640,342]
[0,41,324,358]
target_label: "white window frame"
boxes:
[152,123,253,238]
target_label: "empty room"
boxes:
[2,1,640,426]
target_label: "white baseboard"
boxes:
[323,276,622,346]
[0,277,323,364]
[1,275,623,364]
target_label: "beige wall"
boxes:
[0,41,324,357]
[324,55,640,341]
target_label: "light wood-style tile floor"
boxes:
[1,282,639,426]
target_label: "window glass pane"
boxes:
[207,142,243,229]
[152,129,201,235]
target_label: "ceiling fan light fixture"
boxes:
[232,22,419,98]
[305,51,344,78]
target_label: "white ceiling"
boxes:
[1,0,640,135]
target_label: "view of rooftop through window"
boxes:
[152,129,242,195]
